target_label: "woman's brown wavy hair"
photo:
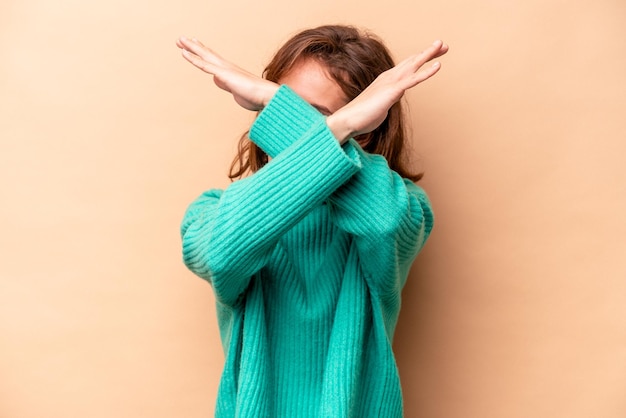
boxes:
[229,24,423,182]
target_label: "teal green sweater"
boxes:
[181,86,433,417]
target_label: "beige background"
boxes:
[2,0,625,417]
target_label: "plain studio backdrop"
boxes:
[1,0,625,417]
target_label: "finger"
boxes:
[406,40,448,69]
[392,43,439,74]
[192,37,206,47]
[177,36,199,49]
[178,36,204,53]
[178,36,222,64]
[419,40,446,63]
[181,49,218,75]
[429,43,449,61]
[394,60,442,92]
[410,61,442,85]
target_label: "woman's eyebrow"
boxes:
[311,103,332,115]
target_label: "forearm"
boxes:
[183,120,361,306]
[250,85,335,157]
[327,143,434,293]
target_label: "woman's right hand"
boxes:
[176,36,279,111]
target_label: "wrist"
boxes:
[326,113,352,144]
[261,82,280,108]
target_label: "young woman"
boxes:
[177,25,447,417]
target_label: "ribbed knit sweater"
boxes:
[181,85,434,417]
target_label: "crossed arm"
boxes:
[178,34,446,304]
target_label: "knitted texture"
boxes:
[181,85,434,417]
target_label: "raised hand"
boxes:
[326,40,449,143]
[176,36,279,111]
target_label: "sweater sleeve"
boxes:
[180,86,361,307]
[326,140,434,301]
[248,85,322,158]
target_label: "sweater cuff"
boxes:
[249,85,324,158]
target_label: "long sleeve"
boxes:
[251,87,434,304]
[247,85,323,158]
[327,142,434,300]
[180,86,361,307]
[180,84,433,417]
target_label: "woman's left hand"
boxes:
[327,40,449,143]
